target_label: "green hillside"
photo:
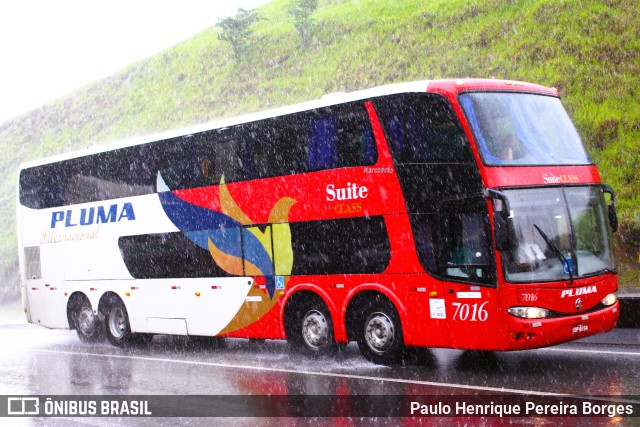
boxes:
[1,0,638,302]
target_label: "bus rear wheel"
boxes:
[69,295,103,343]
[287,296,336,356]
[356,300,404,365]
[102,296,133,347]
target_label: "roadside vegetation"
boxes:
[0,0,638,301]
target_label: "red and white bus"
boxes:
[18,79,619,364]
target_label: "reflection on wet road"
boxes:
[1,323,640,425]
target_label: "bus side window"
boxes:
[307,104,376,172]
[309,115,338,171]
[337,111,377,167]
[375,93,474,164]
[289,217,390,275]
[437,199,496,285]
[411,214,437,273]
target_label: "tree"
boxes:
[217,8,261,63]
[288,0,318,46]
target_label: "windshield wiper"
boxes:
[533,224,574,283]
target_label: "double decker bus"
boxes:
[17,79,619,364]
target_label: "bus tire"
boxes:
[69,295,103,343]
[356,299,404,365]
[102,296,133,347]
[287,296,336,356]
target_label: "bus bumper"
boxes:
[499,302,620,351]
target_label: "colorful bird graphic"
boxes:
[156,172,296,333]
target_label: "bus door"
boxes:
[437,197,499,349]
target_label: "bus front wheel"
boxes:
[357,300,404,365]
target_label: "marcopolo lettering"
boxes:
[51,203,136,228]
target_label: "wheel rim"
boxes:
[77,307,95,336]
[364,312,395,354]
[108,307,127,339]
[302,310,329,350]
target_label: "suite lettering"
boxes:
[326,183,369,202]
[50,203,136,228]
[542,173,579,184]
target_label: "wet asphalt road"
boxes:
[1,321,640,426]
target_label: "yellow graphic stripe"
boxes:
[207,237,262,276]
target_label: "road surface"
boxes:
[0,319,639,425]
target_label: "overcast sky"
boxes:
[0,0,272,124]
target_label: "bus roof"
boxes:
[18,78,557,170]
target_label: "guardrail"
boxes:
[618,295,640,328]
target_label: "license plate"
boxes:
[572,324,588,334]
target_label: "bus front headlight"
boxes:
[601,293,617,306]
[507,306,549,319]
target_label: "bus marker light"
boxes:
[429,291,438,297]
[130,286,139,290]
[125,292,130,297]
[278,291,284,297]
[31,287,37,291]
[49,287,56,291]
[195,292,201,297]
[532,322,542,328]
[171,286,181,290]
[335,284,344,289]
[211,285,220,289]
[64,292,68,297]
[90,288,97,291]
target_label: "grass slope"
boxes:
[1,0,638,300]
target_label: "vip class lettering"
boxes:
[51,203,136,228]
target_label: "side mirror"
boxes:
[485,189,513,251]
[602,184,618,233]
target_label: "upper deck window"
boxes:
[375,93,474,164]
[459,92,591,166]
[19,101,376,209]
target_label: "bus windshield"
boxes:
[501,186,614,283]
[459,92,592,166]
